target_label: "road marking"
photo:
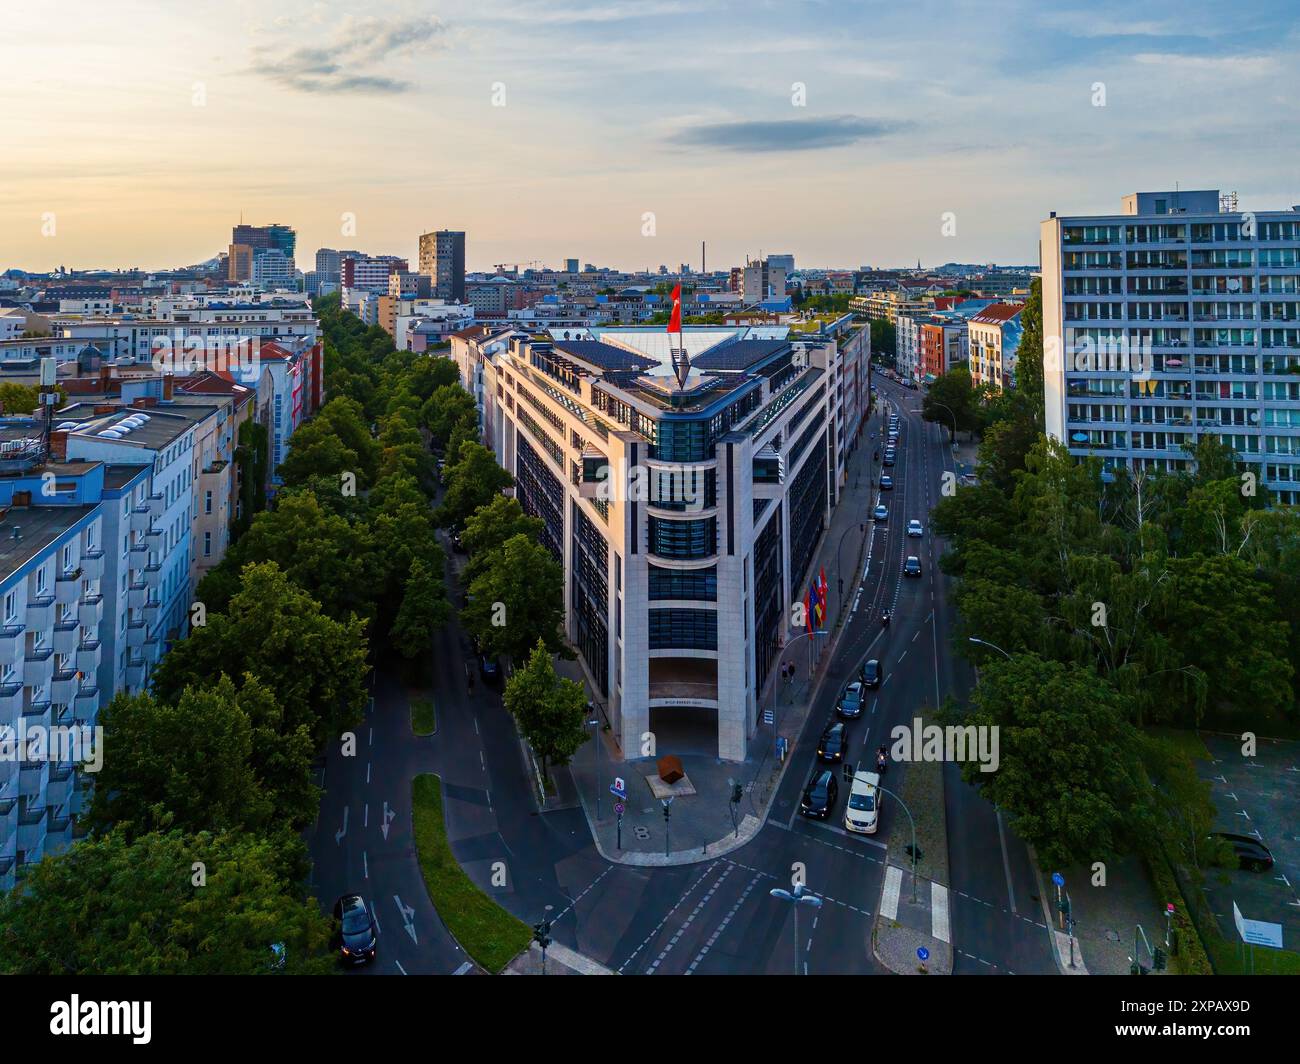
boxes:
[685,873,762,974]
[881,865,903,920]
[393,895,418,944]
[452,961,473,975]
[932,882,951,943]
[646,865,734,974]
[366,762,371,785]
[363,850,368,880]
[395,960,407,975]
[334,805,348,844]
[995,807,1017,914]
[619,862,719,973]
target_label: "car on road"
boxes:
[904,556,922,578]
[845,771,882,835]
[836,681,866,719]
[907,519,924,537]
[477,649,501,684]
[882,451,896,467]
[800,768,839,819]
[879,475,893,491]
[331,893,377,966]
[872,504,889,522]
[904,380,918,390]
[817,721,848,764]
[861,658,882,688]
[1212,832,1275,871]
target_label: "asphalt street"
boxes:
[305,370,1060,976]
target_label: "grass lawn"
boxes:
[410,697,436,736]
[410,774,531,973]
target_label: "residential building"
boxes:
[967,303,1023,391]
[452,323,869,762]
[740,259,787,303]
[1042,189,1300,502]
[418,230,466,302]
[341,255,407,293]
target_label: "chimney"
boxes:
[163,373,175,401]
[49,430,68,462]
[94,404,115,416]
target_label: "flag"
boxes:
[804,583,814,630]
[817,567,828,620]
[667,284,682,334]
[810,580,823,628]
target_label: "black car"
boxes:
[800,768,839,819]
[478,653,500,684]
[331,893,377,965]
[861,658,882,688]
[882,452,896,467]
[817,721,848,764]
[1213,832,1275,871]
[904,556,922,578]
[836,681,866,719]
[879,475,894,491]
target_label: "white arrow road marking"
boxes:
[394,895,418,944]
[381,801,396,840]
[334,805,349,845]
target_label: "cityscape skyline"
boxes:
[4,0,1298,272]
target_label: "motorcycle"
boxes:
[875,746,888,773]
[881,611,891,628]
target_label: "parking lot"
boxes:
[1198,732,1300,951]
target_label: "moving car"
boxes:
[331,894,377,965]
[844,771,882,835]
[817,721,848,764]
[477,646,501,684]
[800,768,839,819]
[879,475,893,491]
[904,556,922,577]
[882,451,896,467]
[872,504,889,522]
[836,681,866,720]
[860,658,882,688]
[1213,832,1275,872]
[907,519,924,537]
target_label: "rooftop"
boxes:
[0,503,96,577]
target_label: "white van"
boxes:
[845,771,881,834]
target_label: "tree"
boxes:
[437,440,513,530]
[0,829,332,975]
[503,641,590,777]
[277,396,378,488]
[462,534,566,663]
[1014,277,1045,428]
[233,419,269,537]
[868,319,896,359]
[955,654,1154,867]
[153,562,368,746]
[460,496,543,582]
[421,384,478,450]
[922,364,979,441]
[0,382,41,415]
[390,559,447,659]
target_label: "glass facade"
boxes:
[649,607,718,651]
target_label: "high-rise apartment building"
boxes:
[418,231,466,302]
[228,223,296,282]
[1042,189,1300,502]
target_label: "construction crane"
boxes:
[493,260,543,275]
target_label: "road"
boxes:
[305,370,1059,976]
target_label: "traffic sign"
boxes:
[763,708,774,726]
[917,947,929,962]
[1052,872,1065,887]
[610,782,626,799]
[615,803,624,816]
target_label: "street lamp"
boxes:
[929,400,958,444]
[874,782,920,903]
[967,636,1013,661]
[835,521,867,611]
[586,711,602,820]
[769,882,823,975]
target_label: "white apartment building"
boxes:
[1043,189,1300,502]
[453,323,869,762]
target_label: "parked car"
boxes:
[477,647,501,684]
[800,768,839,819]
[331,894,377,965]
[1213,832,1275,872]
[860,658,882,688]
[836,681,866,719]
[844,771,882,835]
[907,519,924,537]
[872,504,889,522]
[817,721,848,764]
[904,556,922,578]
[879,475,893,491]
[883,451,896,467]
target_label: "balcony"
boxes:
[76,639,101,676]
[23,647,53,689]
[142,597,161,622]
[52,621,79,656]
[25,595,54,630]
[143,563,162,591]
[125,620,147,650]
[50,669,77,707]
[0,681,21,716]
[143,638,162,665]
[77,594,102,628]
[127,582,149,609]
[147,492,164,517]
[54,571,81,605]
[74,684,99,712]
[125,656,146,688]
[0,623,23,666]
[19,760,48,801]
[129,507,152,534]
[79,549,105,581]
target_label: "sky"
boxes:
[2,0,1298,274]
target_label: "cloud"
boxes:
[664,115,909,153]
[252,16,449,94]
[1133,51,1277,75]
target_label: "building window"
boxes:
[203,532,211,557]
[648,608,718,651]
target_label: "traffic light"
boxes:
[1153,947,1167,972]
[533,919,552,950]
[730,783,743,805]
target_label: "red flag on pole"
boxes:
[667,284,682,334]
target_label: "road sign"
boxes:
[615,803,624,816]
[1233,901,1283,949]
[1052,872,1065,887]
[610,782,626,800]
[763,708,774,726]
[917,947,929,962]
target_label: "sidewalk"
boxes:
[872,864,954,975]
[560,407,887,865]
[1044,855,1171,975]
